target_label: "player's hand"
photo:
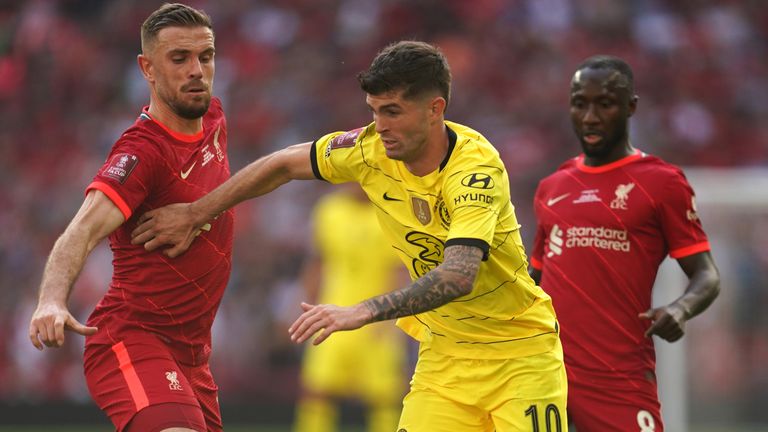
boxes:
[131,203,197,258]
[288,302,371,345]
[29,302,98,350]
[639,304,687,342]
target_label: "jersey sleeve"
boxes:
[442,157,508,260]
[310,127,367,184]
[86,136,159,221]
[658,169,710,259]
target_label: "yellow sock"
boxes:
[293,397,338,432]
[367,404,400,432]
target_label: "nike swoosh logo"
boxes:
[383,192,402,202]
[547,193,570,206]
[180,161,197,179]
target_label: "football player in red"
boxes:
[530,55,721,432]
[29,4,231,431]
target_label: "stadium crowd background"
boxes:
[1,0,767,428]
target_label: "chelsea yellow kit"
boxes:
[295,190,405,432]
[311,121,568,432]
[311,121,558,359]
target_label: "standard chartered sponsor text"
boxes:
[566,226,630,252]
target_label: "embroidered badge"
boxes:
[610,182,635,210]
[324,128,362,158]
[434,198,451,229]
[411,197,432,225]
[103,153,138,184]
[165,371,183,391]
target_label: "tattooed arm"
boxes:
[288,244,483,345]
[363,244,482,321]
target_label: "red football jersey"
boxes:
[84,97,233,366]
[531,150,709,388]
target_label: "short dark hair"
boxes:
[576,55,635,94]
[357,40,452,105]
[141,3,213,53]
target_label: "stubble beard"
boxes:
[170,93,211,120]
[160,85,211,120]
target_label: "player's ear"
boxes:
[429,96,446,119]
[628,94,639,118]
[137,54,154,82]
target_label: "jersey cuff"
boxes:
[445,238,490,261]
[309,140,327,182]
[86,181,132,220]
[530,256,543,270]
[670,241,710,259]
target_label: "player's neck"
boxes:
[404,123,449,177]
[146,102,204,135]
[584,142,635,167]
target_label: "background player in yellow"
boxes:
[132,40,568,431]
[293,183,406,432]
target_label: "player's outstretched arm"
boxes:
[640,251,720,342]
[29,190,123,350]
[131,142,316,257]
[288,244,483,345]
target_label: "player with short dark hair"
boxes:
[29,4,231,431]
[357,40,452,105]
[132,40,568,432]
[530,55,721,431]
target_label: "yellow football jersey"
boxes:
[312,190,401,305]
[300,189,406,406]
[311,121,559,359]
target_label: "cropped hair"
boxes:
[576,55,635,94]
[358,40,452,106]
[141,3,213,53]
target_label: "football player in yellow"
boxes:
[293,183,406,432]
[132,40,568,431]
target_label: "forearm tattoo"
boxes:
[362,245,483,322]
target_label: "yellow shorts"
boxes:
[398,338,568,432]
[301,322,406,403]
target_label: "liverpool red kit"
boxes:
[531,150,710,431]
[82,97,233,431]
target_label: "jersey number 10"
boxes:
[525,404,562,432]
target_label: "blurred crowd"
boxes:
[1,0,767,424]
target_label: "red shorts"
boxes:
[84,333,222,432]
[568,378,663,432]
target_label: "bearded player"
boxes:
[29,4,232,431]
